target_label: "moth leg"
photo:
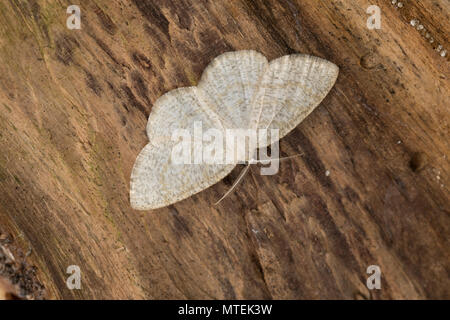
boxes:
[214,164,251,205]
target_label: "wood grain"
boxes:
[0,0,448,299]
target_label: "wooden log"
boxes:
[0,0,448,299]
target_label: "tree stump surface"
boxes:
[0,0,448,299]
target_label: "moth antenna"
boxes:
[215,164,251,205]
[255,153,304,163]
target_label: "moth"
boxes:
[130,50,339,210]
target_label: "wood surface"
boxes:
[0,0,448,299]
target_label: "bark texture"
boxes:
[0,0,448,299]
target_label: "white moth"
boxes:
[130,50,339,210]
